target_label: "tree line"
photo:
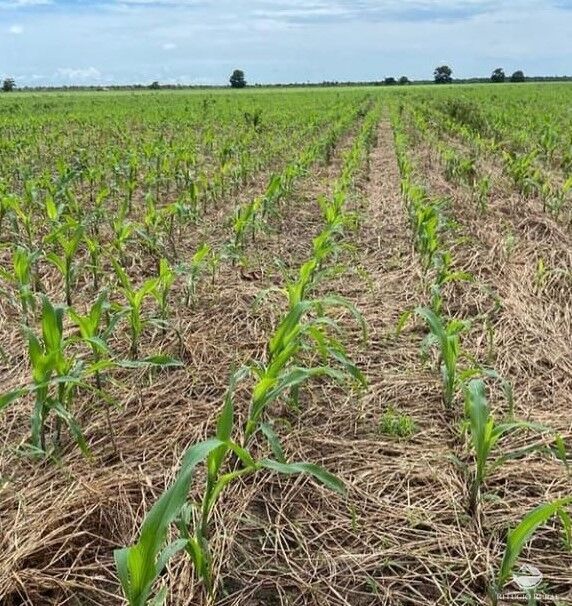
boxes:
[1,67,569,93]
[431,65,525,84]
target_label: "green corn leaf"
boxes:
[558,507,572,550]
[497,497,572,590]
[269,301,312,357]
[225,440,257,468]
[52,401,91,457]
[320,295,368,342]
[260,459,346,495]
[395,309,413,336]
[115,438,223,606]
[148,587,168,606]
[40,297,64,353]
[156,539,188,576]
[205,466,256,517]
[45,252,66,275]
[217,367,248,442]
[0,388,28,411]
[260,422,286,463]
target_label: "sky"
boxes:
[0,0,571,86]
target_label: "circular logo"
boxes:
[512,564,543,591]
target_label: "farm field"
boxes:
[0,84,571,605]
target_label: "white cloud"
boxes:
[0,0,51,7]
[56,66,102,81]
[162,42,176,50]
[8,24,23,33]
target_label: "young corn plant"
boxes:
[84,233,102,291]
[183,243,212,307]
[0,297,90,457]
[503,150,542,198]
[111,217,134,264]
[244,297,365,442]
[69,291,119,453]
[112,262,159,358]
[0,246,39,324]
[230,196,263,262]
[115,373,345,605]
[405,307,470,409]
[474,176,491,213]
[45,221,84,306]
[429,251,473,315]
[137,195,165,272]
[153,259,175,330]
[408,190,443,271]
[463,379,551,515]
[283,231,337,308]
[491,498,572,605]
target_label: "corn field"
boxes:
[0,85,570,605]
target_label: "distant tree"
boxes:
[398,76,410,85]
[491,68,505,83]
[384,77,397,86]
[149,81,160,90]
[2,78,16,92]
[230,69,247,89]
[434,65,453,84]
[510,70,526,83]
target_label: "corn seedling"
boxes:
[115,371,345,604]
[430,251,473,314]
[111,217,134,263]
[407,189,444,270]
[69,291,119,453]
[244,296,365,442]
[0,296,90,457]
[137,195,165,271]
[415,307,470,408]
[183,243,212,307]
[503,150,542,198]
[153,259,175,329]
[463,379,550,515]
[112,261,159,357]
[45,221,84,306]
[0,246,39,323]
[475,175,491,212]
[83,232,103,291]
[491,498,572,605]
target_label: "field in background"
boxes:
[0,84,570,605]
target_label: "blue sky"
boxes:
[1,0,571,86]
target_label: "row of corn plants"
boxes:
[405,97,572,222]
[229,97,373,264]
[114,100,382,605]
[391,104,571,604]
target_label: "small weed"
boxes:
[379,406,416,438]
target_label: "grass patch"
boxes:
[378,406,416,439]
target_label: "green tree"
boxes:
[230,69,247,89]
[510,70,525,83]
[384,77,397,86]
[2,78,16,92]
[398,76,410,85]
[491,68,505,83]
[434,65,453,84]
[149,81,160,90]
